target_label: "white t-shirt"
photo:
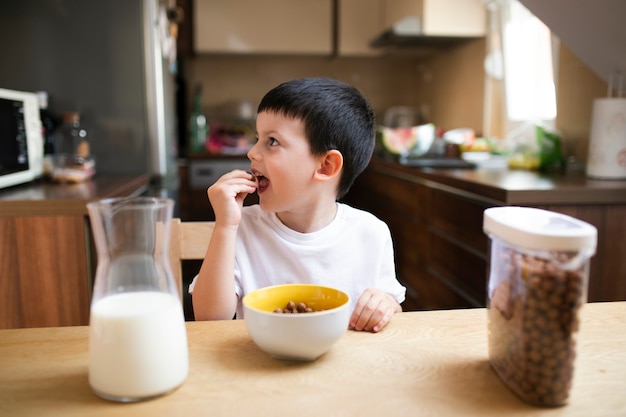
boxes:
[190,203,406,319]
[235,203,406,318]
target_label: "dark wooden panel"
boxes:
[386,209,429,267]
[0,218,22,328]
[346,158,626,308]
[604,206,626,299]
[15,216,90,328]
[429,188,492,254]
[428,232,487,305]
[538,204,626,302]
[399,266,472,310]
[357,169,428,218]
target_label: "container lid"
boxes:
[483,206,597,252]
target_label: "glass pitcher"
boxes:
[86,197,188,402]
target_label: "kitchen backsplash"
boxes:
[185,54,423,123]
[185,40,606,164]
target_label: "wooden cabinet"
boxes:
[1,216,91,329]
[192,0,485,56]
[339,0,486,56]
[338,0,384,56]
[381,0,486,36]
[193,0,332,54]
[343,158,626,311]
[344,164,489,310]
[0,175,150,329]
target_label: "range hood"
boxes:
[370,16,483,53]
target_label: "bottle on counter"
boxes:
[36,91,60,176]
[56,112,90,157]
[51,112,95,183]
[189,84,208,154]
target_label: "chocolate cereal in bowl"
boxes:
[483,207,597,407]
[242,284,350,361]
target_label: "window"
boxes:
[483,0,559,138]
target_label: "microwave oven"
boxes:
[0,88,43,189]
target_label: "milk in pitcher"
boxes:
[89,291,188,401]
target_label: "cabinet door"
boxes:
[338,0,383,56]
[381,0,486,36]
[0,216,91,329]
[381,0,420,29]
[423,0,485,36]
[194,0,332,54]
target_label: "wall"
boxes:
[185,54,422,122]
[0,0,152,176]
[413,39,487,133]
[184,40,606,163]
[184,45,485,132]
[556,45,608,163]
[412,39,607,163]
[520,0,626,85]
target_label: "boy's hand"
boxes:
[349,288,401,333]
[207,169,257,227]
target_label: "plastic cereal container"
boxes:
[483,206,597,407]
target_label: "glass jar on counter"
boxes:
[483,206,597,407]
[56,112,90,156]
[50,112,95,183]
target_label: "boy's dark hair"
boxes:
[257,77,375,199]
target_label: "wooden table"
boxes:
[1,302,625,417]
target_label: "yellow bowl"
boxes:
[243,284,350,361]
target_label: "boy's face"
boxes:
[248,111,324,213]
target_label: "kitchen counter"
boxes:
[1,302,624,417]
[372,157,626,205]
[0,174,151,329]
[0,174,150,216]
[344,158,626,310]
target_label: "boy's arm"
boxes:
[191,223,239,320]
[192,170,256,320]
[350,227,403,332]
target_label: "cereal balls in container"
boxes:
[483,207,597,407]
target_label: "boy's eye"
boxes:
[268,137,279,146]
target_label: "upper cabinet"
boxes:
[193,0,332,55]
[381,0,486,37]
[192,0,486,56]
[338,0,384,57]
[369,0,486,51]
[342,0,486,56]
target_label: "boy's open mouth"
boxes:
[253,172,269,192]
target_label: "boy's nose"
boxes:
[247,142,259,161]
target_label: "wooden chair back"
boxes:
[168,218,215,298]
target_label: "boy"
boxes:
[191,78,405,332]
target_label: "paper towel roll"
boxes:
[587,98,626,179]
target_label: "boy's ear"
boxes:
[314,150,343,182]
